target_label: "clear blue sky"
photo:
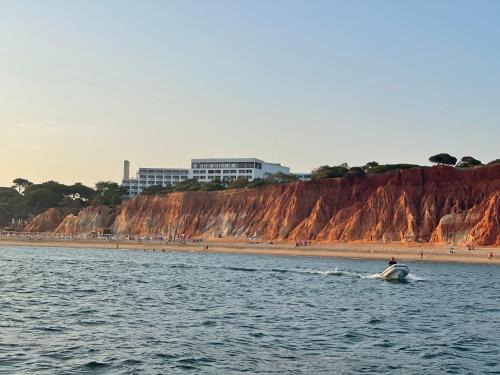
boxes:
[1,0,499,186]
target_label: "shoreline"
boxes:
[1,238,499,265]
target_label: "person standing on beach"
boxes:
[420,250,423,259]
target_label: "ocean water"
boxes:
[0,246,499,374]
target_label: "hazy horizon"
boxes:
[1,1,499,187]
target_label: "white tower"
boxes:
[123,160,130,179]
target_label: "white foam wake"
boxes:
[299,267,371,278]
[406,272,426,281]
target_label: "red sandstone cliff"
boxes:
[112,165,500,245]
[26,205,117,234]
[54,205,117,234]
[24,208,73,233]
[26,165,500,245]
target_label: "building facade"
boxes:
[122,158,292,197]
[189,158,290,182]
[121,162,190,198]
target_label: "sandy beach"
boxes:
[1,237,498,265]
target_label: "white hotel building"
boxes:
[122,158,293,198]
[121,161,190,198]
[190,158,290,182]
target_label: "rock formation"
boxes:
[54,205,117,234]
[24,208,74,233]
[26,165,500,245]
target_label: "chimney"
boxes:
[123,160,130,180]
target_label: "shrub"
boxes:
[366,164,420,175]
[345,167,366,178]
[141,185,173,195]
[228,177,250,189]
[456,156,482,168]
[311,165,348,180]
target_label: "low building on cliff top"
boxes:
[121,160,190,198]
[121,158,299,198]
[190,158,290,183]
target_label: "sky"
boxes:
[1,0,499,187]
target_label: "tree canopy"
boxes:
[456,156,482,168]
[68,182,97,201]
[0,180,100,227]
[12,178,33,193]
[0,187,20,201]
[429,153,457,166]
[92,181,126,206]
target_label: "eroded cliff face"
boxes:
[25,208,74,233]
[27,165,500,245]
[112,165,500,245]
[54,205,117,234]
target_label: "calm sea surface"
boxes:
[0,246,499,374]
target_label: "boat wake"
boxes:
[274,267,397,280]
[286,267,427,282]
[270,267,363,278]
[406,273,426,282]
[365,273,383,279]
[167,263,425,282]
[217,265,368,278]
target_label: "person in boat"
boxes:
[388,257,397,266]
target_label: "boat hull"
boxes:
[379,264,410,280]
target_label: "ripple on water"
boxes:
[83,361,109,369]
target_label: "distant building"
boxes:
[122,158,293,197]
[190,158,290,182]
[121,163,189,198]
[292,173,312,181]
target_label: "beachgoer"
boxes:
[388,257,397,266]
[489,252,493,260]
[420,250,423,259]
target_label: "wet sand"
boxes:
[1,238,498,265]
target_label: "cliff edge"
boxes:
[27,165,500,245]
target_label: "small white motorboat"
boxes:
[379,264,410,280]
